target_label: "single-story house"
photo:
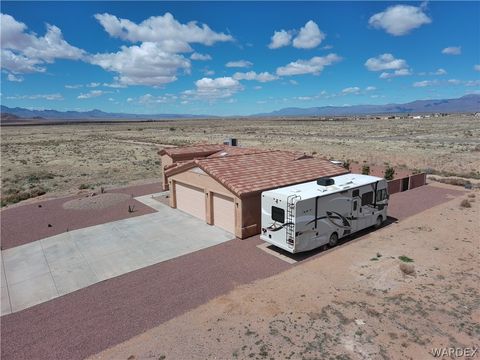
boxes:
[162,144,348,238]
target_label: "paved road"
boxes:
[1,194,233,315]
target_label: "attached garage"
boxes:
[165,148,348,239]
[212,193,235,233]
[175,182,206,221]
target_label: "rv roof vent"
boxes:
[317,177,334,186]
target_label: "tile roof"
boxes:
[167,149,348,198]
[159,144,226,158]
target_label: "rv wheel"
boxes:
[375,215,383,228]
[329,232,338,247]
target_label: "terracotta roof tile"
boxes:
[194,150,348,198]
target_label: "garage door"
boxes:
[176,183,206,221]
[213,193,235,234]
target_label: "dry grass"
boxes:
[1,114,479,205]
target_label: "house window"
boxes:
[271,206,285,223]
[361,191,373,206]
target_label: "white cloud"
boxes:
[268,30,292,49]
[0,13,85,75]
[289,79,299,85]
[94,12,233,48]
[184,77,243,100]
[292,20,325,49]
[225,60,253,68]
[369,4,431,36]
[447,79,461,85]
[86,82,101,88]
[442,46,461,55]
[365,53,408,71]
[137,93,177,105]
[89,42,191,86]
[276,53,342,76]
[465,80,480,87]
[434,68,447,75]
[413,80,437,87]
[269,20,325,50]
[65,84,83,89]
[6,93,63,100]
[474,65,480,72]
[190,52,211,61]
[379,68,412,79]
[341,86,361,95]
[77,90,107,99]
[7,73,23,82]
[233,71,278,82]
[365,86,376,91]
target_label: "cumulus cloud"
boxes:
[365,86,376,91]
[89,42,191,86]
[183,77,243,100]
[269,20,325,49]
[365,53,408,71]
[413,80,437,87]
[137,93,177,105]
[341,86,361,95]
[77,90,107,99]
[94,12,233,47]
[268,30,292,49]
[7,73,23,82]
[292,20,325,49]
[434,68,447,75]
[369,4,431,36]
[0,13,84,75]
[442,46,461,55]
[379,68,412,79]
[276,53,342,76]
[190,52,211,61]
[474,65,480,72]
[225,60,253,68]
[232,71,278,82]
[6,93,63,100]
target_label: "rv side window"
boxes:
[352,189,359,197]
[361,191,373,206]
[271,206,285,223]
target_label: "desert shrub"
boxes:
[361,164,370,175]
[1,187,46,207]
[398,255,414,263]
[343,160,350,170]
[78,184,90,190]
[384,166,395,180]
[128,204,135,213]
[169,127,176,131]
[460,199,471,208]
[468,193,476,198]
[399,263,415,276]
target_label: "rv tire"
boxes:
[329,232,338,247]
[375,215,383,228]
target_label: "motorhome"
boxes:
[260,174,389,253]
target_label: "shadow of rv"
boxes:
[263,216,399,263]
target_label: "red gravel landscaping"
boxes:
[0,182,162,250]
[0,184,465,360]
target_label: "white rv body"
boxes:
[260,174,389,253]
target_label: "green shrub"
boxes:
[384,166,395,180]
[361,164,370,175]
[398,255,414,263]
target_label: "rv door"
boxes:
[351,197,360,232]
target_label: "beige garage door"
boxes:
[213,193,235,234]
[175,183,206,221]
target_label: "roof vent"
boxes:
[223,138,237,146]
[317,177,335,186]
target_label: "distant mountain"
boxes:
[255,94,480,117]
[0,106,211,120]
[1,95,479,120]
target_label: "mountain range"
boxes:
[1,94,479,120]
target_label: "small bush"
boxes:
[384,166,395,181]
[460,199,471,208]
[343,160,350,170]
[398,255,414,263]
[169,127,176,131]
[467,193,476,198]
[128,204,136,213]
[399,263,415,276]
[78,184,90,190]
[361,164,370,175]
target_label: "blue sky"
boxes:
[1,1,479,115]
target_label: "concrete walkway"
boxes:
[1,195,233,315]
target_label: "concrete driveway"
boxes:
[1,194,233,315]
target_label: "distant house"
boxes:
[160,144,347,238]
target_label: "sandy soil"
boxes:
[1,115,479,206]
[63,192,131,210]
[91,185,479,360]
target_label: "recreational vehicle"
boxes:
[260,174,389,253]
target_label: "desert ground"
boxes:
[1,115,479,206]
[91,184,479,360]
